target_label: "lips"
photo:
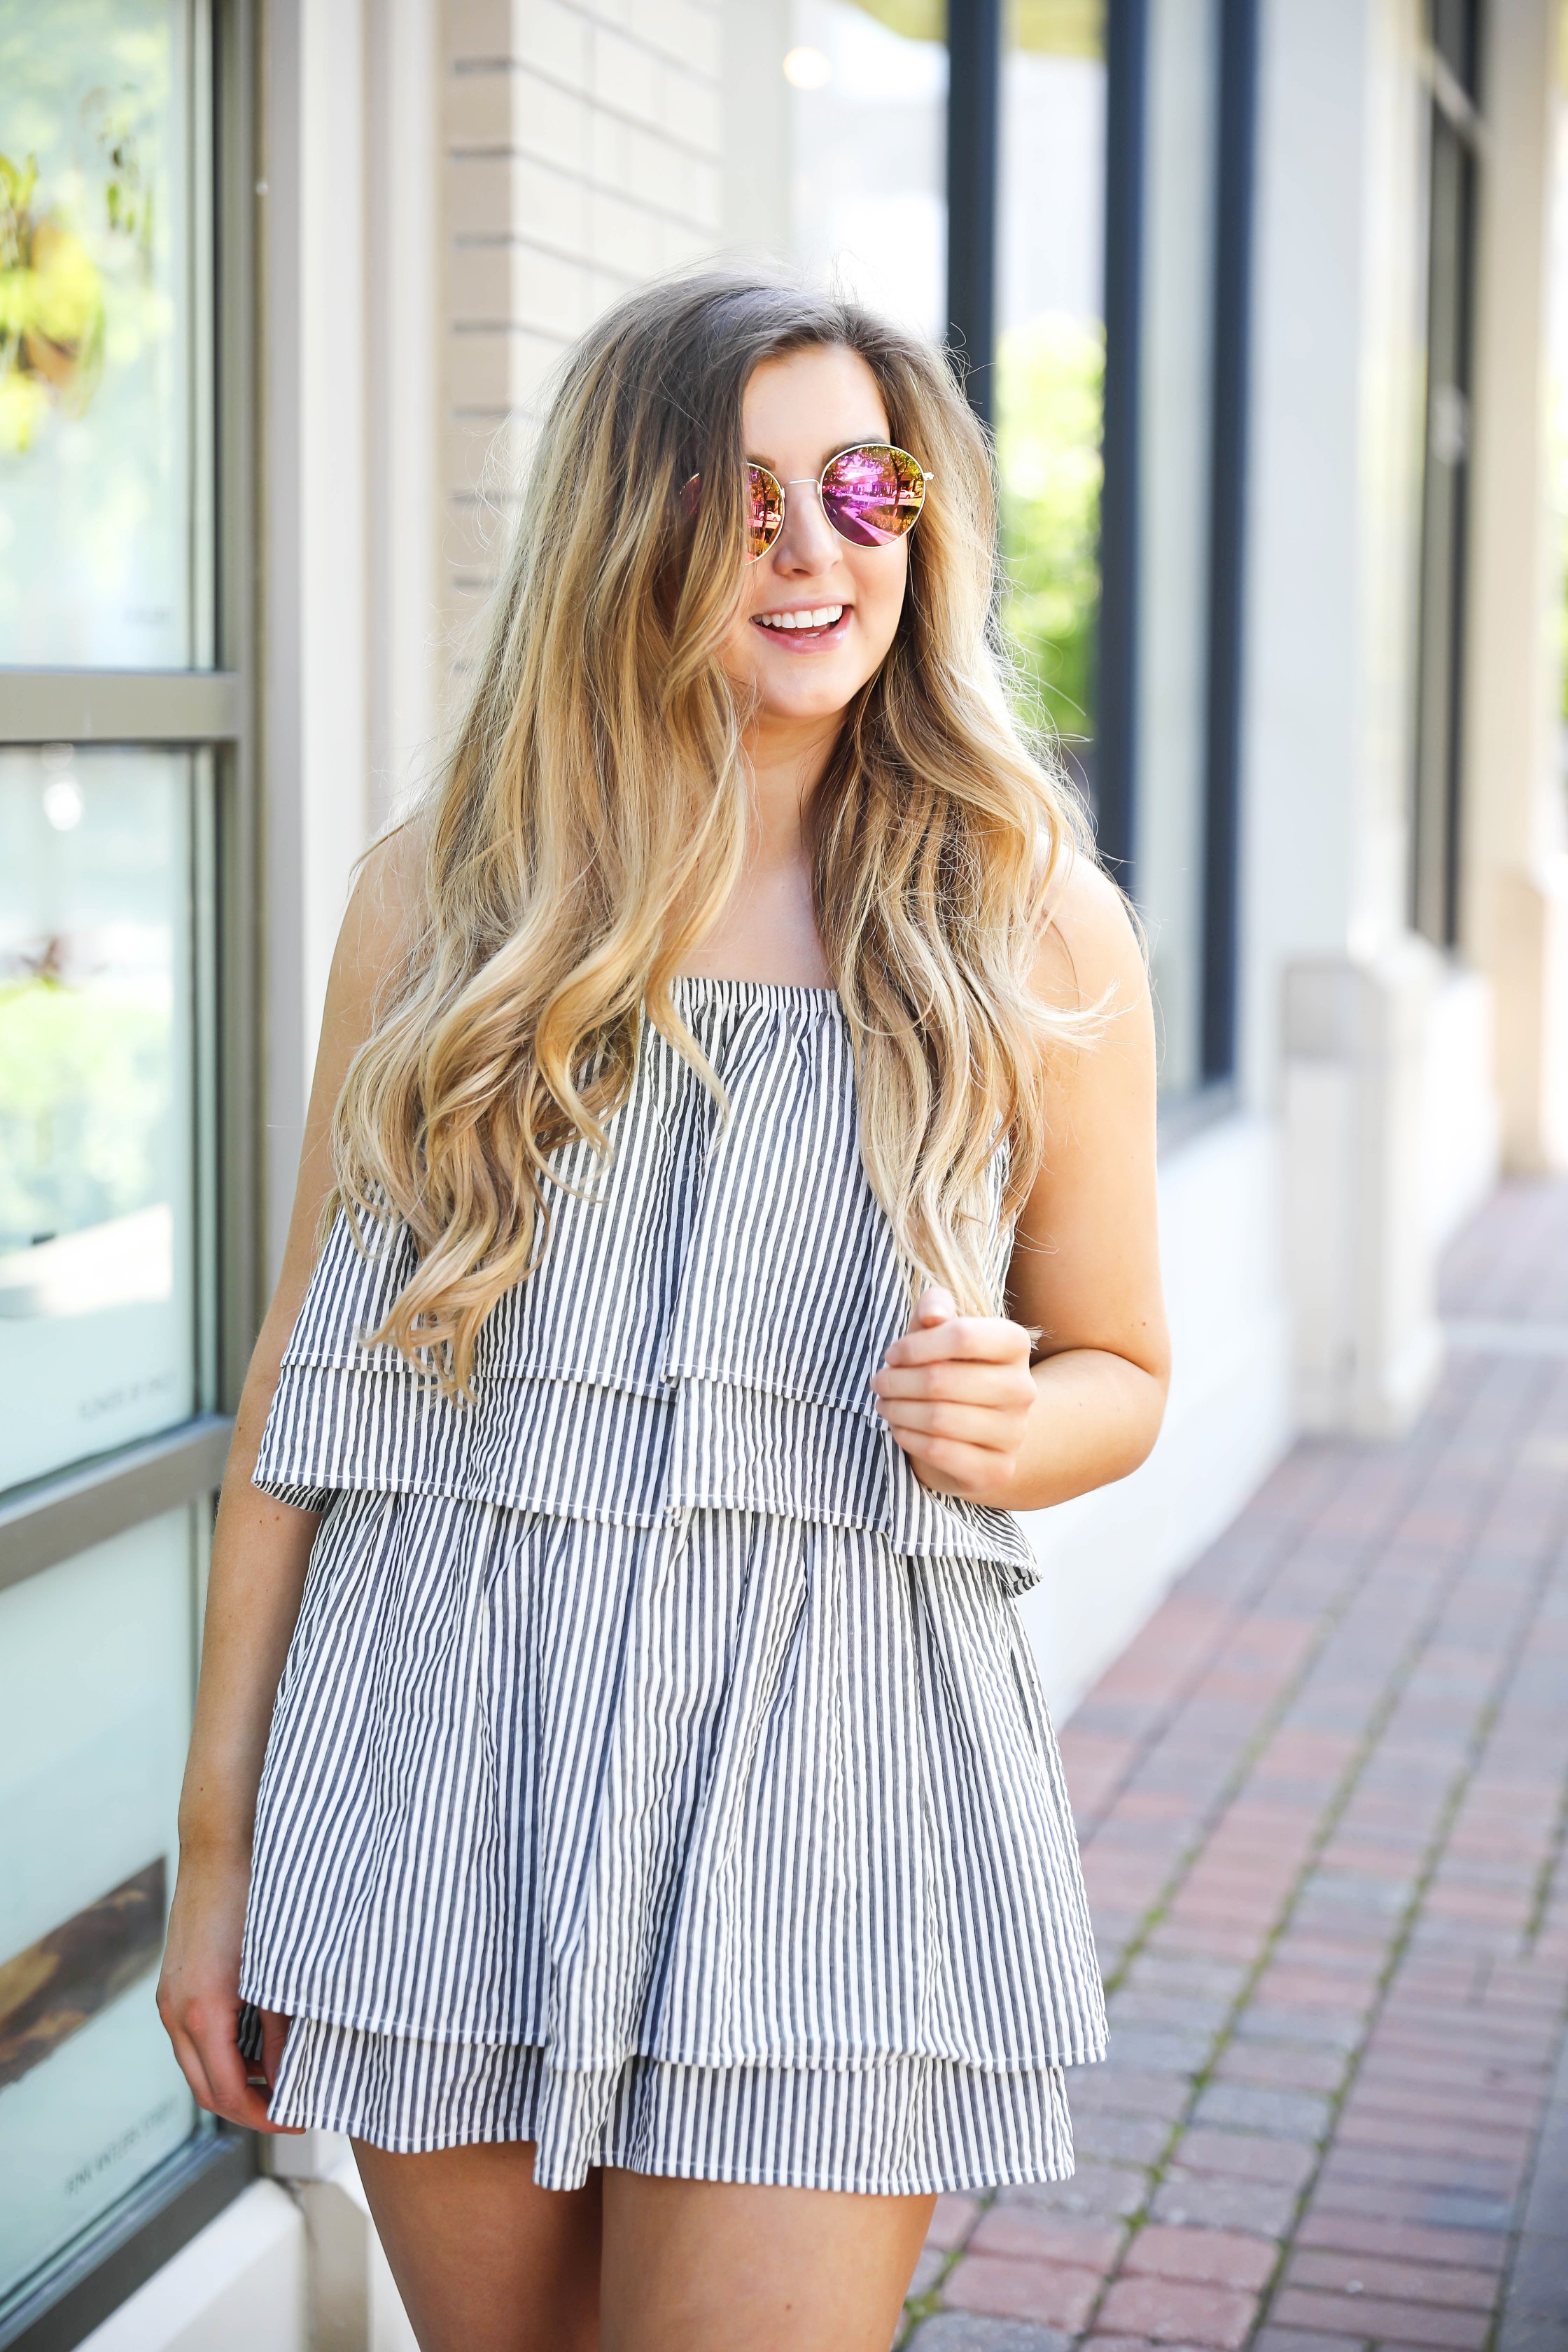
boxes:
[751,603,850,645]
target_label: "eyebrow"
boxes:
[743,435,891,474]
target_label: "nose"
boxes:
[769,476,839,575]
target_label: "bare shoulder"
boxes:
[332,816,430,1006]
[301,817,432,1101]
[1030,848,1147,1018]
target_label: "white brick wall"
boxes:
[441,0,725,648]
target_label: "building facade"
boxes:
[1,1,1564,2344]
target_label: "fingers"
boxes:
[875,1393,1027,1445]
[913,1284,957,1328]
[181,2012,278,2131]
[155,1861,304,2134]
[883,1426,1011,1499]
[202,2011,286,2132]
[877,1295,1037,1501]
[884,1310,1030,1370]
[871,1359,1037,1412]
[162,1993,300,2134]
[164,2014,222,2115]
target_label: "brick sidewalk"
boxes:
[902,1180,1568,2352]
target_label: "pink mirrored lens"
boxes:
[819,445,925,546]
[746,464,785,556]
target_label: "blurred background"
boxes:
[2,2,1567,2346]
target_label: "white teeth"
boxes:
[757,605,844,631]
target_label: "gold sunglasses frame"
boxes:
[742,442,934,562]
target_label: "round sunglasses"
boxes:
[685,442,933,561]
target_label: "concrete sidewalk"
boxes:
[902,1180,1568,2352]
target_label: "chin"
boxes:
[755,667,868,722]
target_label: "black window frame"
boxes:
[1410,0,1482,952]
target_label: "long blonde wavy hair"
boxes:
[332,272,1094,1396]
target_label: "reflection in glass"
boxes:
[784,0,948,341]
[0,748,197,1488]
[0,0,200,667]
[1136,0,1219,1097]
[0,1511,202,2300]
[996,3,1107,765]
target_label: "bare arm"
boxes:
[157,831,420,2130]
[870,858,1170,1512]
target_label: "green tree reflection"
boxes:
[997,314,1104,751]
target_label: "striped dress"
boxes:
[241,975,1106,2194]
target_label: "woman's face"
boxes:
[718,344,911,731]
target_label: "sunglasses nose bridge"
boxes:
[768,474,838,564]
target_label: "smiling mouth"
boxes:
[751,603,849,645]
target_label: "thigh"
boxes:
[600,2170,934,2352]
[352,2139,601,2352]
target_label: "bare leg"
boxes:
[351,2140,601,2352]
[601,2171,935,2352]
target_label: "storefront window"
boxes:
[0,0,204,668]
[1135,0,1220,1098]
[0,747,200,1491]
[0,1508,204,2300]
[0,1,239,2328]
[995,3,1107,768]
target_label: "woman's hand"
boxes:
[870,1285,1039,1504]
[156,1847,298,2134]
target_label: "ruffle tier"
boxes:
[262,2015,1077,2193]
[253,973,1038,1591]
[239,1492,1105,2193]
[254,1360,1040,1594]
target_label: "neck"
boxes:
[673,705,842,987]
[741,707,844,864]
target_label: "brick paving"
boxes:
[901,1180,1568,2352]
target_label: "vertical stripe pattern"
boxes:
[253,979,1039,1585]
[265,2022,1076,2194]
[241,978,1106,2192]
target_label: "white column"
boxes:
[1242,0,1455,1434]
[366,0,442,824]
[261,0,443,1281]
[267,2138,419,2352]
[261,0,370,1280]
[1462,0,1567,1172]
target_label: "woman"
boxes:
[158,274,1167,2352]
